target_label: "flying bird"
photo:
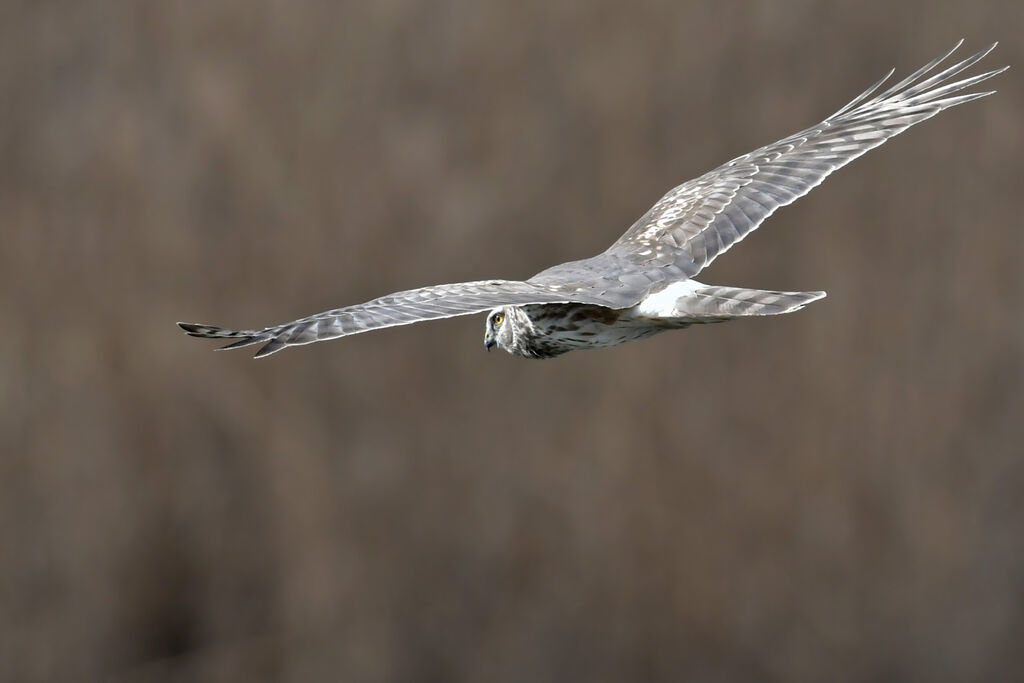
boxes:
[179,42,1005,359]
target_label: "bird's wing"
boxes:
[605,41,1006,277]
[178,279,609,357]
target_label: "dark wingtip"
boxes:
[253,338,287,358]
[178,322,224,337]
[218,336,266,351]
[179,321,271,354]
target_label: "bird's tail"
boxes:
[679,286,826,320]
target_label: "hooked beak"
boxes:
[484,336,495,352]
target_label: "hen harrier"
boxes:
[180,42,1005,359]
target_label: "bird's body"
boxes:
[179,42,1006,359]
[490,282,825,358]
[494,303,668,360]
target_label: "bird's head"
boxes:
[484,307,511,354]
[484,306,524,355]
[485,305,557,358]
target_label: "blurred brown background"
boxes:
[2,1,1022,681]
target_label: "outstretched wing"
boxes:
[178,279,609,357]
[605,41,1006,277]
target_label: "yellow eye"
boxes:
[493,313,504,326]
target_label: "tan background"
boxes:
[2,1,1022,681]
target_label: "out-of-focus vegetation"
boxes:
[2,2,1022,681]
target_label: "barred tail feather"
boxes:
[682,286,826,320]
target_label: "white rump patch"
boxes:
[634,279,705,317]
